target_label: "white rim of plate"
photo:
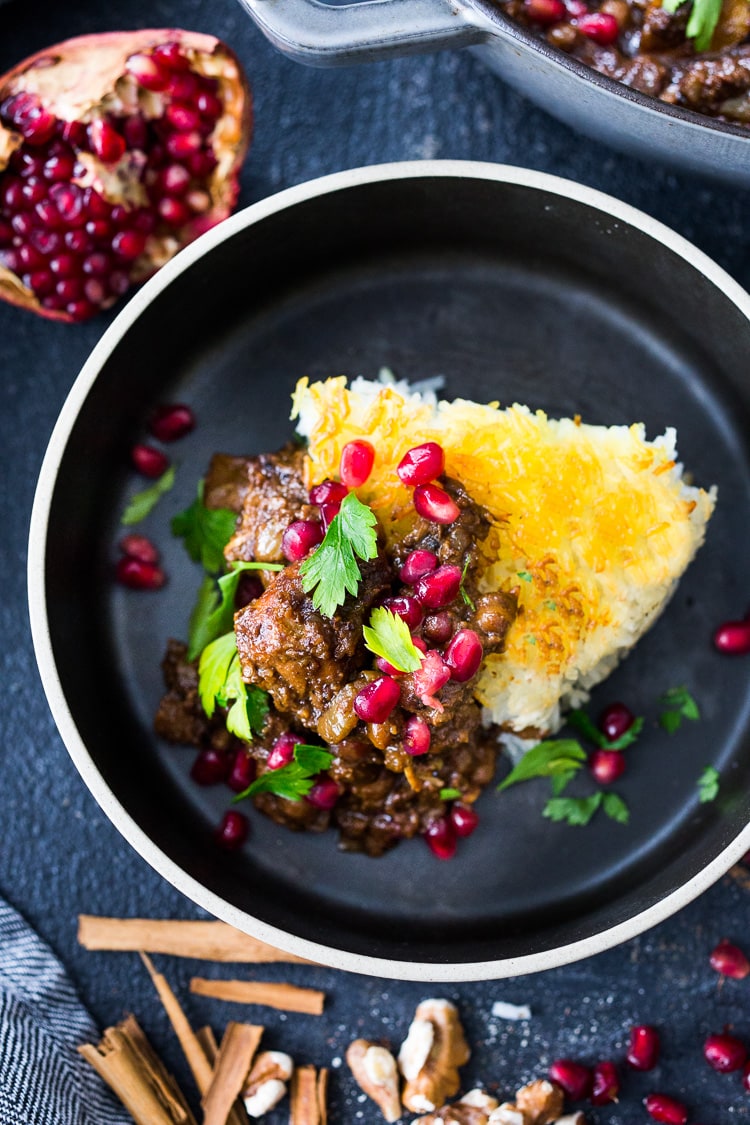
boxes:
[28,159,750,982]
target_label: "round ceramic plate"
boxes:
[29,161,750,980]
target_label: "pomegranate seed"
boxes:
[413,482,460,524]
[425,817,457,860]
[55,278,82,302]
[376,656,403,676]
[166,101,203,133]
[235,573,263,608]
[44,152,75,181]
[159,163,191,196]
[709,938,750,979]
[65,298,96,321]
[87,118,126,163]
[125,52,170,91]
[149,403,195,442]
[549,1060,592,1101]
[133,441,172,477]
[21,178,46,204]
[109,270,131,296]
[411,635,427,654]
[188,149,217,177]
[397,441,445,486]
[227,749,256,793]
[743,1060,750,1093]
[64,229,91,253]
[577,11,620,42]
[704,1032,747,1072]
[399,549,438,585]
[415,565,462,609]
[589,748,626,784]
[644,1094,688,1124]
[627,1025,660,1070]
[83,279,107,305]
[153,42,190,70]
[591,1061,619,1105]
[306,776,341,809]
[339,439,375,488]
[0,219,11,245]
[382,595,424,630]
[166,72,198,100]
[35,199,63,228]
[599,701,635,741]
[115,556,165,590]
[196,90,223,119]
[354,676,401,723]
[410,650,451,708]
[83,252,111,277]
[403,715,431,756]
[566,0,589,13]
[18,244,44,270]
[123,115,149,149]
[27,270,53,295]
[166,131,202,159]
[49,253,77,277]
[85,218,112,241]
[423,611,454,644]
[214,810,248,850]
[190,748,229,785]
[320,501,341,529]
[450,804,479,837]
[158,196,192,225]
[268,732,298,770]
[12,213,35,237]
[60,120,87,147]
[1,177,25,210]
[119,534,159,564]
[445,629,483,682]
[112,229,146,259]
[282,519,324,561]
[51,183,85,225]
[713,619,750,654]
[309,478,348,505]
[525,0,567,21]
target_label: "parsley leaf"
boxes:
[543,793,602,826]
[198,632,268,742]
[363,606,423,673]
[659,686,700,734]
[299,492,378,617]
[440,787,462,801]
[661,0,721,48]
[459,556,476,612]
[517,570,533,583]
[186,561,283,661]
[236,743,335,803]
[568,708,644,750]
[602,791,630,824]
[697,765,720,803]
[121,465,175,526]
[172,481,237,573]
[497,739,587,792]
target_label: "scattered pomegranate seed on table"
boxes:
[703,1032,747,1072]
[339,439,375,487]
[548,1058,592,1100]
[627,1024,660,1070]
[743,1060,750,1093]
[709,938,750,979]
[644,1093,688,1124]
[590,1059,619,1104]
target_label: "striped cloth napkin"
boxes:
[0,896,130,1125]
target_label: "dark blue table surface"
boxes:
[2,1,750,1121]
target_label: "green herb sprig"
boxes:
[187,561,282,661]
[172,482,238,573]
[121,465,176,526]
[568,707,644,750]
[236,743,335,803]
[662,0,722,51]
[198,632,269,742]
[697,765,720,803]
[299,491,378,617]
[659,686,700,734]
[363,606,423,673]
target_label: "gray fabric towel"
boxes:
[0,896,131,1125]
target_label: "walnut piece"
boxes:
[346,1039,402,1123]
[243,1050,293,1117]
[410,1089,498,1123]
[487,1104,531,1125]
[514,1081,564,1125]
[399,1000,471,1114]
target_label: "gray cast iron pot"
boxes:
[240,0,750,183]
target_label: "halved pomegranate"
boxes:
[0,30,251,322]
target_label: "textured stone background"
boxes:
[1,0,749,1121]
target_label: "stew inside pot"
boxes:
[493,0,750,125]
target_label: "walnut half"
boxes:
[399,999,471,1114]
[346,1039,402,1123]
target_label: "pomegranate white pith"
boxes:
[0,30,251,322]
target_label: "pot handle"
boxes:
[239,0,489,65]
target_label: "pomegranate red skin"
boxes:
[0,29,251,323]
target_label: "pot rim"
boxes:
[465,0,750,144]
[28,159,750,981]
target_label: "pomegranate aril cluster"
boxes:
[0,42,224,321]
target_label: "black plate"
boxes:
[31,164,750,979]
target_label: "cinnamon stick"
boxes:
[139,953,214,1095]
[290,1065,328,1125]
[78,915,312,964]
[195,1029,250,1125]
[78,1014,196,1125]
[202,1022,263,1125]
[189,977,325,1015]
